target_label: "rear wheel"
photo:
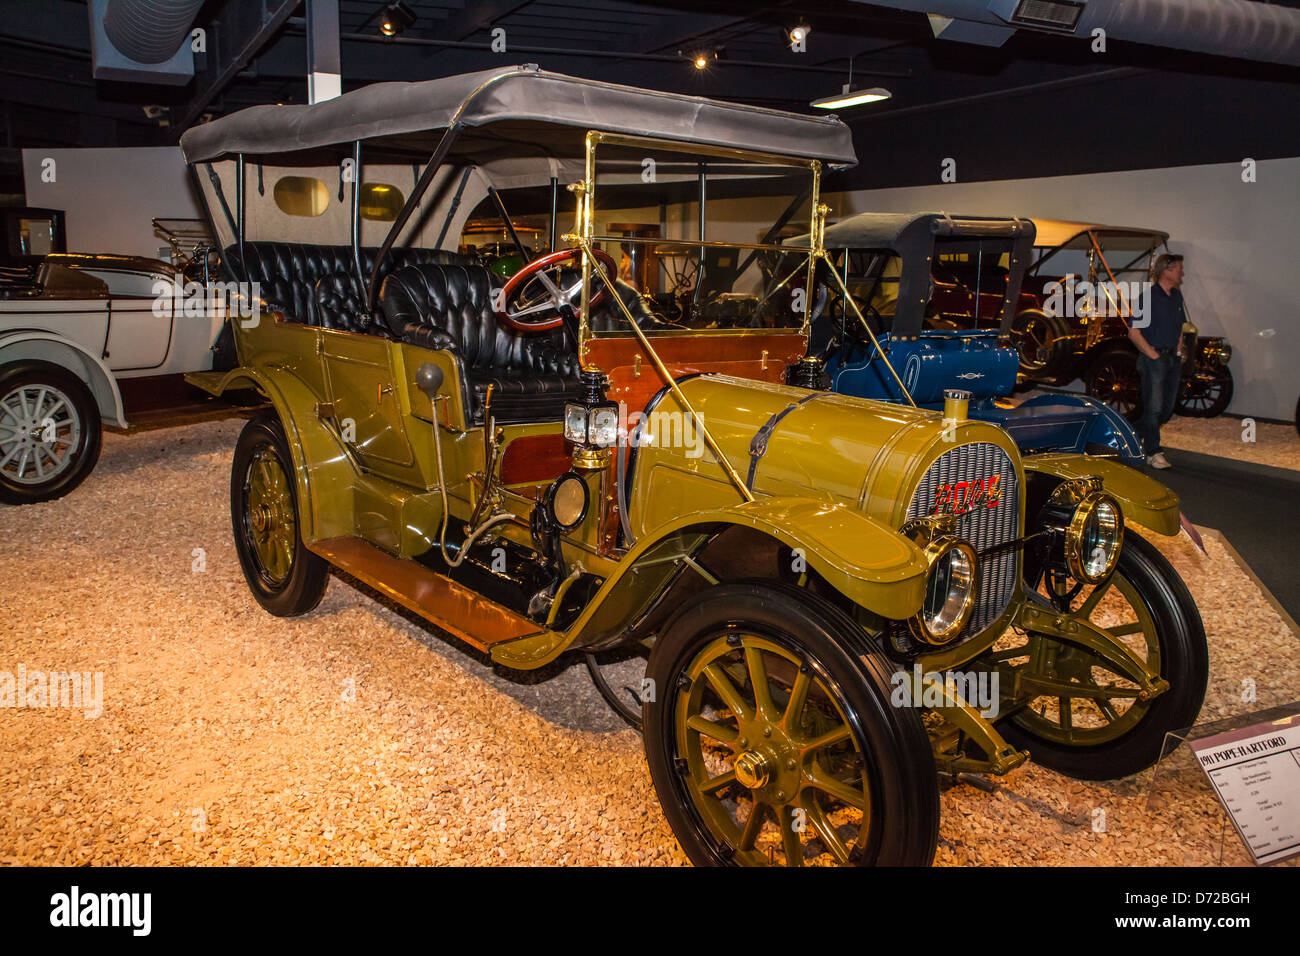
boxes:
[1087,347,1142,421]
[0,361,102,505]
[231,413,329,616]
[644,581,938,866]
[1176,369,1233,418]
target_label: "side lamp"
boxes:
[564,369,619,469]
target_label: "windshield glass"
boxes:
[584,139,817,336]
[1033,230,1164,280]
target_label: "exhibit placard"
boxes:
[1191,713,1300,865]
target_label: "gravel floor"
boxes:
[1161,415,1300,472]
[1,417,1296,866]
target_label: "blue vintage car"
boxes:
[809,212,1145,468]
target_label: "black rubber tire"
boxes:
[230,412,329,617]
[644,580,939,866]
[1176,368,1233,418]
[0,361,102,505]
[1011,309,1070,377]
[1086,347,1143,422]
[1000,532,1208,781]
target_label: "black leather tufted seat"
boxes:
[222,242,476,332]
[379,263,583,424]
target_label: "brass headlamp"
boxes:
[901,513,978,645]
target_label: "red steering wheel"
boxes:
[496,247,617,332]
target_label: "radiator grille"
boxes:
[907,442,1019,638]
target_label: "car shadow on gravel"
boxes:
[322,567,640,736]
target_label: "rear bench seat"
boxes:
[221,242,474,333]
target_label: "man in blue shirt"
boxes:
[1130,253,1185,469]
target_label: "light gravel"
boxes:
[1,416,1295,866]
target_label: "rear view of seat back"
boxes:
[221,242,476,330]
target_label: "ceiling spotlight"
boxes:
[810,85,892,110]
[380,1,416,37]
[789,21,811,47]
[693,53,710,70]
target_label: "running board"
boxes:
[309,536,543,652]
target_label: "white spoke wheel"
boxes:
[0,362,101,505]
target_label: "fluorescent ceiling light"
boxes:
[810,86,892,110]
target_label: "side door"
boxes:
[91,268,173,373]
[319,332,417,480]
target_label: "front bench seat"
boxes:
[379,263,582,424]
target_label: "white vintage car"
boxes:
[0,253,230,504]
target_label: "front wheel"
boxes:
[0,361,102,505]
[998,532,1207,780]
[1176,369,1233,418]
[644,581,939,866]
[231,413,329,616]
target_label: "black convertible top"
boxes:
[180,64,857,167]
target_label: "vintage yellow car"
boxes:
[183,66,1207,867]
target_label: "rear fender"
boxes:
[1022,452,1180,535]
[1016,392,1145,467]
[0,330,125,427]
[194,365,357,543]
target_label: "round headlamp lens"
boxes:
[915,538,977,644]
[1068,493,1123,583]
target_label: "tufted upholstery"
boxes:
[222,242,476,329]
[379,262,583,423]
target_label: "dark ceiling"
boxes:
[2,0,1299,195]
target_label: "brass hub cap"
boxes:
[244,447,295,586]
[733,750,772,790]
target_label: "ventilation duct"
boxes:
[89,0,205,84]
[859,0,1300,65]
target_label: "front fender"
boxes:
[1022,452,1180,535]
[491,496,930,670]
[191,366,357,543]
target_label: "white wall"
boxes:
[827,158,1300,422]
[22,147,201,261]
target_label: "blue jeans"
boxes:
[1137,351,1181,455]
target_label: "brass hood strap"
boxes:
[746,392,824,491]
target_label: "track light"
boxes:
[788,21,811,48]
[380,1,416,37]
[810,85,892,110]
[689,49,721,70]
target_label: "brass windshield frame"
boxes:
[568,130,823,361]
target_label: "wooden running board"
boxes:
[309,536,542,652]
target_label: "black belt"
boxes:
[747,393,824,490]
